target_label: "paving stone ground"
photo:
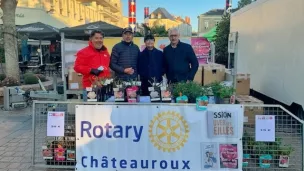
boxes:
[0,108,72,171]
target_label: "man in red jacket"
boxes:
[74,30,111,101]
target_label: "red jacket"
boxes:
[74,41,111,88]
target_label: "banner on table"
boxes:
[75,104,244,171]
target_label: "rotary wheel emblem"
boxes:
[149,111,189,152]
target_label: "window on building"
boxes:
[158,13,162,19]
[204,21,209,29]
[151,14,154,19]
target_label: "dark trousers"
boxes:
[140,77,152,96]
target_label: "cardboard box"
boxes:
[202,63,225,85]
[68,69,83,90]
[224,72,251,95]
[193,66,203,85]
[236,74,250,95]
[236,95,264,125]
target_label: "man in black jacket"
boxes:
[138,35,164,95]
[163,28,199,83]
[110,27,140,81]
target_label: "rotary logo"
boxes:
[149,111,189,152]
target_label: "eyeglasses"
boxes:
[170,35,178,38]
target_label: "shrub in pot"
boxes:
[254,142,272,168]
[208,82,222,103]
[172,81,205,103]
[278,145,294,168]
[218,85,235,104]
[209,82,235,104]
[24,72,39,85]
[242,131,255,167]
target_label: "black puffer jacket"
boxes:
[110,41,140,81]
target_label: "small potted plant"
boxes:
[278,145,294,168]
[208,82,222,104]
[242,131,255,167]
[218,85,235,104]
[254,142,272,168]
[172,81,204,103]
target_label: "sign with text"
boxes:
[47,111,65,137]
[75,105,244,171]
[191,37,211,64]
[207,105,243,138]
[255,115,275,142]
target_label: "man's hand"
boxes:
[124,67,134,75]
[90,68,102,76]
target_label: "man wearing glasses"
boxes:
[138,35,164,95]
[163,28,199,83]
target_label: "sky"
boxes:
[122,0,237,32]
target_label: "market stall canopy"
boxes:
[60,21,123,40]
[203,26,217,42]
[16,22,60,40]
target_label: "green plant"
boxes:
[208,82,235,99]
[278,145,294,156]
[24,72,38,85]
[0,73,6,81]
[243,131,256,154]
[150,25,168,37]
[172,81,205,102]
[214,13,230,66]
[254,142,270,155]
[237,0,252,9]
[208,81,222,97]
[218,85,235,99]
[0,76,20,86]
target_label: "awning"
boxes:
[203,26,217,42]
[60,21,123,39]
[16,22,60,40]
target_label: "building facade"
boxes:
[147,7,192,37]
[0,0,128,28]
[197,9,223,36]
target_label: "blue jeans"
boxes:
[82,89,87,102]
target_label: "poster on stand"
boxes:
[47,111,65,137]
[207,105,242,138]
[191,37,210,64]
[255,115,275,142]
[75,104,244,171]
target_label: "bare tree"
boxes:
[0,0,19,81]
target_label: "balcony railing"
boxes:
[101,8,119,22]
[98,0,120,13]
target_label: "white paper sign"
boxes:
[255,115,275,142]
[47,111,65,137]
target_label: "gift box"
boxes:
[126,86,140,103]
[149,86,161,102]
[161,86,172,102]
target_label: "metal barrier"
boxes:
[32,101,304,170]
